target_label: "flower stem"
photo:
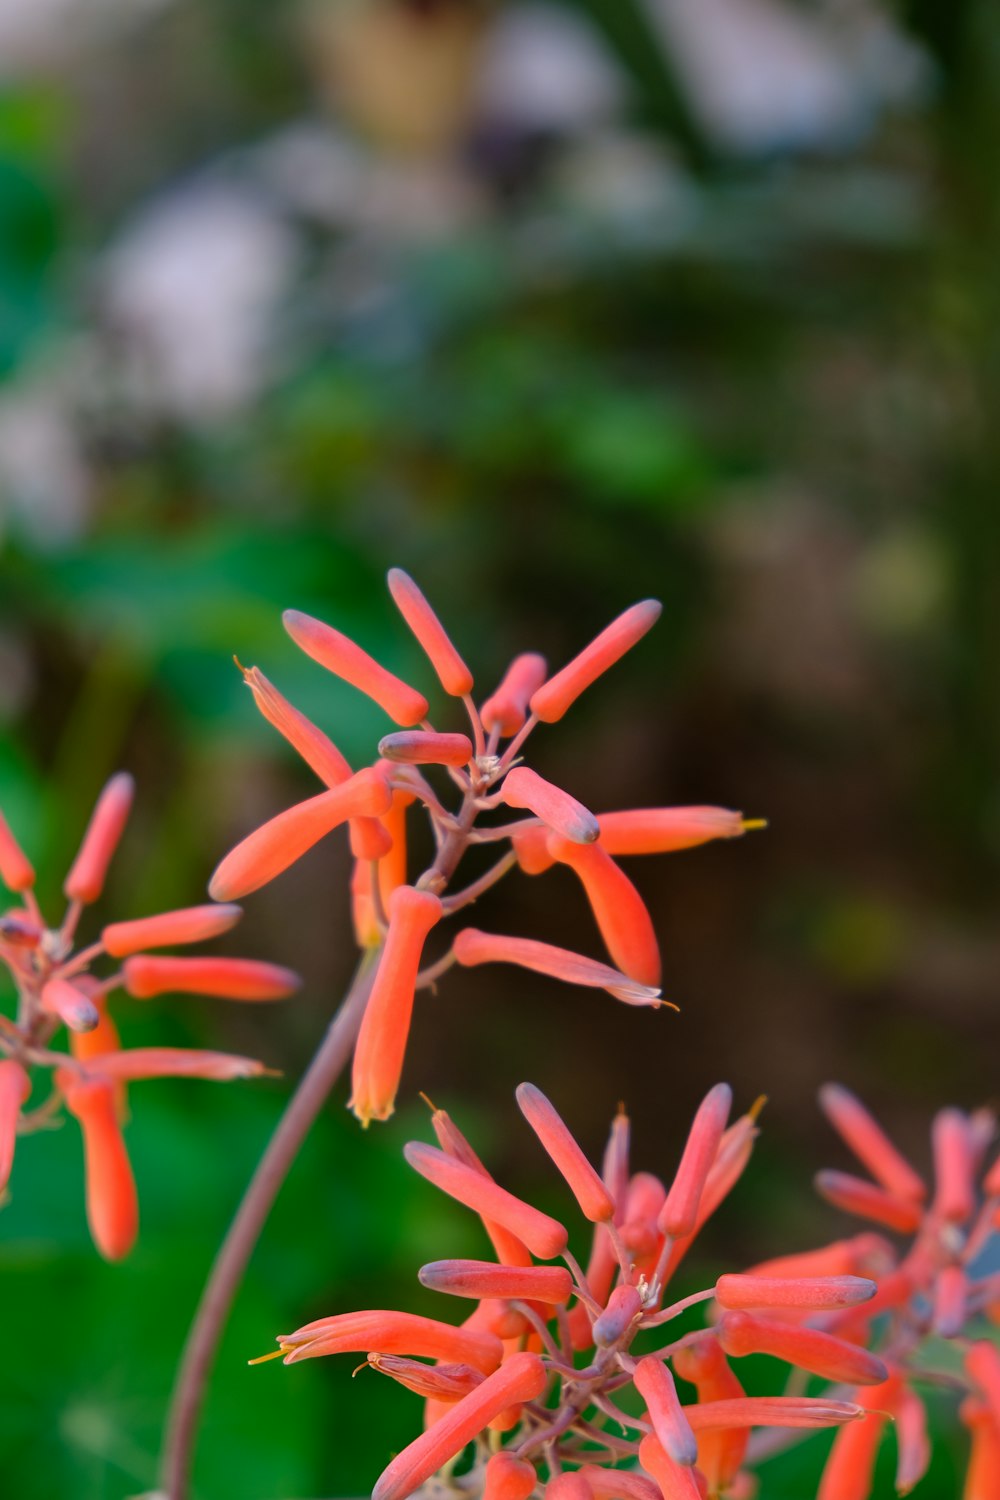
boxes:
[159,947,381,1500]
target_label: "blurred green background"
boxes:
[1,0,999,1495]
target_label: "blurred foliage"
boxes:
[2,0,1000,1495]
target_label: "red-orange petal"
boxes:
[0,808,35,891]
[419,1259,572,1303]
[208,766,392,900]
[64,772,134,905]
[530,600,662,723]
[716,1311,888,1385]
[283,608,429,725]
[483,1453,538,1500]
[85,1047,269,1082]
[814,1171,924,1234]
[40,975,100,1032]
[61,1075,138,1260]
[501,767,599,844]
[123,955,300,1001]
[818,1084,926,1203]
[714,1274,876,1312]
[378,731,473,768]
[635,1356,699,1465]
[660,1083,732,1238]
[516,1081,614,1223]
[366,1353,484,1403]
[0,1059,31,1192]
[548,837,661,987]
[242,664,353,785]
[349,885,443,1125]
[481,653,547,738]
[452,928,661,1007]
[387,568,473,698]
[597,806,749,856]
[372,1352,546,1500]
[931,1108,976,1224]
[404,1141,568,1260]
[102,903,243,958]
[278,1309,503,1372]
[638,1434,706,1500]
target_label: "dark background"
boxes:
[1,1,998,1495]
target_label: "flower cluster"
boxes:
[256,1084,884,1500]
[0,775,298,1258]
[784,1084,1000,1497]
[212,569,762,1125]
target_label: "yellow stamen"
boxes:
[741,818,769,832]
[748,1093,768,1122]
[247,1347,287,1366]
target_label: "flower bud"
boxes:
[283,609,428,725]
[501,767,598,844]
[372,1352,546,1500]
[64,772,134,905]
[635,1356,698,1465]
[378,731,473,767]
[818,1084,926,1203]
[404,1141,568,1260]
[349,886,443,1125]
[481,654,547,737]
[418,1259,573,1304]
[102,903,243,958]
[546,838,660,987]
[516,1082,614,1223]
[660,1084,732,1239]
[530,600,662,723]
[208,767,392,900]
[61,1075,138,1260]
[0,1059,30,1192]
[0,809,35,891]
[123,956,300,1002]
[387,569,473,697]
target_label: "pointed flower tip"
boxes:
[63,771,135,905]
[500,767,598,845]
[529,598,662,723]
[0,808,36,892]
[386,568,473,698]
[283,607,429,725]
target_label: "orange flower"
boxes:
[515,1081,614,1223]
[372,1353,546,1500]
[660,1083,732,1238]
[123,955,300,1002]
[529,600,662,723]
[452,928,662,1007]
[283,607,428,725]
[0,776,288,1256]
[60,1074,139,1261]
[63,772,135,906]
[349,885,443,1125]
[547,837,661,987]
[387,568,473,698]
[481,654,547,737]
[207,767,392,900]
[0,1059,30,1192]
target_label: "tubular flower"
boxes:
[215,569,758,1122]
[259,1087,872,1500]
[0,776,287,1256]
[767,1084,1000,1499]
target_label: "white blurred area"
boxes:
[0,0,928,541]
[0,0,169,75]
